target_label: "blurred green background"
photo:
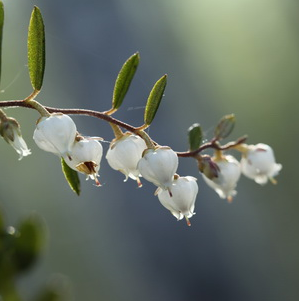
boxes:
[0,0,298,300]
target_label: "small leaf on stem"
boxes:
[214,114,235,140]
[188,123,202,151]
[112,52,140,110]
[61,158,81,195]
[28,6,45,91]
[144,74,167,126]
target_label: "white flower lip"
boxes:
[33,114,77,157]
[241,143,282,185]
[202,155,241,202]
[106,134,147,187]
[11,129,32,160]
[157,176,198,226]
[137,146,178,191]
[63,138,103,186]
[0,118,31,160]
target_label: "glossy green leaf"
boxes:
[61,158,80,195]
[0,2,4,86]
[28,6,45,91]
[188,123,202,151]
[112,52,139,110]
[214,114,235,140]
[144,74,167,125]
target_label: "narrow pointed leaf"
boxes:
[28,6,45,91]
[61,158,80,195]
[188,123,202,151]
[0,2,4,86]
[112,52,139,110]
[144,75,167,125]
[214,114,235,140]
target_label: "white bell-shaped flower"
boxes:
[33,113,77,157]
[0,118,31,160]
[63,138,103,186]
[156,176,198,226]
[137,146,178,193]
[240,143,282,185]
[202,155,241,202]
[106,133,147,187]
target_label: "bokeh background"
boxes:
[0,0,298,300]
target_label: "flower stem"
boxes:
[23,90,50,117]
[0,109,7,121]
[0,100,247,157]
[136,130,155,149]
[109,122,124,139]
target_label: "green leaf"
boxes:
[112,52,140,110]
[214,114,235,140]
[0,2,4,86]
[144,74,167,125]
[61,158,81,195]
[27,6,45,91]
[188,123,202,151]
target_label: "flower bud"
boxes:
[106,133,147,187]
[63,138,103,186]
[156,176,198,226]
[137,146,178,193]
[33,114,77,157]
[0,118,31,160]
[240,143,282,185]
[202,155,241,202]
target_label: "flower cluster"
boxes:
[30,113,199,225]
[33,114,103,186]
[137,146,198,226]
[0,5,284,230]
[105,135,198,226]
[0,110,282,226]
[202,144,282,202]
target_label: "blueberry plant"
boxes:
[0,5,282,227]
[0,4,283,300]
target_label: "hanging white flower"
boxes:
[240,143,282,185]
[137,146,178,194]
[0,118,31,160]
[156,176,198,226]
[202,155,241,202]
[106,133,147,187]
[33,113,77,158]
[63,138,103,186]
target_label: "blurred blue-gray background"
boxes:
[0,0,298,300]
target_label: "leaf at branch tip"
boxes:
[144,74,167,125]
[112,52,140,110]
[0,1,4,86]
[61,158,81,195]
[188,123,202,151]
[214,114,235,140]
[28,6,45,91]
